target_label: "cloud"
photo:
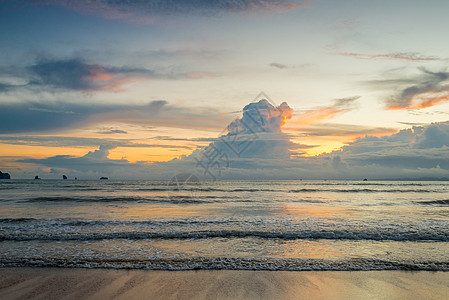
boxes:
[319,122,449,174]
[178,99,299,171]
[296,123,396,137]
[0,135,187,149]
[0,57,211,93]
[384,68,449,110]
[96,129,128,134]
[19,0,308,22]
[181,113,449,180]
[413,122,449,149]
[9,98,449,180]
[268,62,312,69]
[288,96,359,128]
[269,62,288,69]
[0,101,95,134]
[17,144,136,175]
[0,83,14,92]
[0,100,227,134]
[331,51,446,62]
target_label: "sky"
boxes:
[1,0,449,179]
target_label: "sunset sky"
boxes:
[1,0,449,179]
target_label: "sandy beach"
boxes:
[0,268,447,300]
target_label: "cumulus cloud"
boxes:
[384,68,449,110]
[10,98,449,180]
[170,99,302,179]
[18,0,308,21]
[183,115,449,179]
[18,144,135,176]
[318,121,449,175]
[186,99,298,170]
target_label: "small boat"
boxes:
[100,177,108,180]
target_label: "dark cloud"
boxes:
[387,68,449,110]
[0,100,226,134]
[96,129,128,134]
[413,122,449,149]
[0,101,94,134]
[19,0,308,21]
[0,135,191,149]
[0,101,162,134]
[149,136,217,142]
[297,123,395,137]
[365,67,449,110]
[331,51,446,62]
[398,122,429,126]
[0,57,213,93]
[268,62,312,69]
[269,62,288,69]
[0,83,13,92]
[26,58,155,91]
[336,121,449,156]
[333,96,360,107]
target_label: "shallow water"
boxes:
[1,180,448,270]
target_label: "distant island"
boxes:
[0,171,11,179]
[100,177,108,180]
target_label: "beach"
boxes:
[1,268,448,299]
[1,180,449,299]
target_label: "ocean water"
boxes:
[1,179,448,271]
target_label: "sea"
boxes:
[1,179,448,271]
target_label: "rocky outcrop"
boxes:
[0,171,11,179]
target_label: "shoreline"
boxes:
[1,268,448,299]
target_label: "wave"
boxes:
[2,229,448,242]
[1,257,447,271]
[166,187,438,193]
[417,199,449,205]
[18,196,225,204]
[289,188,435,193]
[0,218,36,223]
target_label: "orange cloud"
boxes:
[388,91,449,110]
[290,107,341,127]
[89,69,114,81]
[83,66,115,81]
[290,129,397,157]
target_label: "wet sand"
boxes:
[0,268,448,299]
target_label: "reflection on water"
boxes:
[278,203,351,219]
[1,180,449,270]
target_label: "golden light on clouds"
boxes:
[0,143,92,159]
[108,146,192,163]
